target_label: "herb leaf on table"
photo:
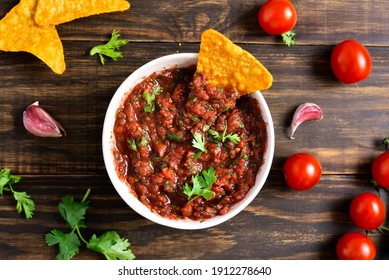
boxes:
[45,188,135,260]
[88,231,135,260]
[89,30,129,65]
[45,230,81,260]
[0,168,35,219]
[58,195,88,229]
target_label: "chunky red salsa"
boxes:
[113,65,267,220]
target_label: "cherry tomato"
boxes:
[349,192,386,230]
[372,152,389,188]
[336,232,376,260]
[330,40,372,84]
[283,153,322,191]
[258,0,297,35]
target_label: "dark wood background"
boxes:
[0,0,388,260]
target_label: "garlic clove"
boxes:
[289,102,323,139]
[23,101,66,137]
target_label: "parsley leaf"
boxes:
[88,231,135,260]
[209,127,241,144]
[45,230,80,260]
[184,167,216,202]
[167,134,182,141]
[139,137,148,147]
[0,168,20,195]
[13,191,35,219]
[89,30,129,65]
[281,30,297,47]
[58,195,88,230]
[143,85,163,113]
[0,168,35,219]
[224,132,241,144]
[197,167,217,190]
[152,85,163,95]
[127,139,138,151]
[127,137,148,152]
[192,132,207,158]
[143,90,156,112]
[46,188,135,260]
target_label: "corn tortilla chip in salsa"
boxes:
[197,29,273,95]
[0,0,65,74]
[34,0,131,26]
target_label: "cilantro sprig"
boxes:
[184,167,217,203]
[143,85,163,113]
[89,30,129,65]
[45,188,135,260]
[0,168,35,219]
[192,132,207,158]
[281,30,297,47]
[127,137,148,152]
[209,127,241,144]
[167,133,182,142]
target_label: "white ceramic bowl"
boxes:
[102,53,275,230]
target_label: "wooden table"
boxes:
[0,0,388,260]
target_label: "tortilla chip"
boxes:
[35,0,131,26]
[197,29,272,94]
[0,0,65,74]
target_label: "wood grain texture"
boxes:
[0,0,388,260]
[1,43,388,175]
[0,175,387,260]
[1,0,388,45]
[57,0,389,46]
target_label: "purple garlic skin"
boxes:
[23,101,66,137]
[289,102,323,139]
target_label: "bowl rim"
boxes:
[102,52,275,230]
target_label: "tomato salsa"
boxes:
[113,65,267,220]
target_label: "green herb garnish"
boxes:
[127,139,138,151]
[89,30,129,65]
[153,85,163,95]
[281,30,297,47]
[143,90,155,112]
[167,134,182,141]
[183,167,217,203]
[143,85,163,113]
[382,136,389,150]
[192,132,207,158]
[0,168,35,219]
[188,114,199,122]
[192,132,207,152]
[127,137,148,152]
[209,127,241,144]
[45,189,135,260]
[139,137,148,147]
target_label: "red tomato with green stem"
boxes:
[372,152,389,188]
[283,153,322,191]
[349,192,386,230]
[330,40,372,84]
[257,0,297,46]
[336,232,376,260]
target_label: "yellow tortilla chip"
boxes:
[197,29,273,94]
[0,0,65,74]
[35,0,131,26]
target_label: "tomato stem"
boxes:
[370,179,383,195]
[378,226,389,233]
[281,30,297,47]
[382,137,389,150]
